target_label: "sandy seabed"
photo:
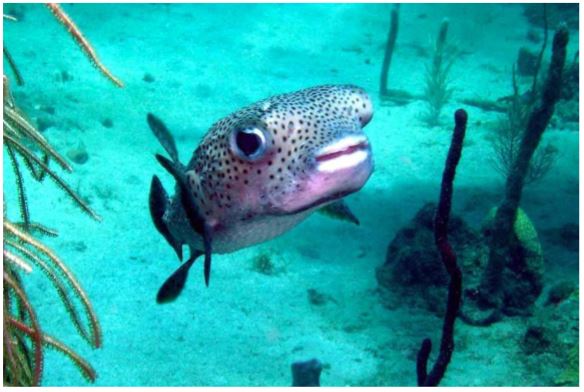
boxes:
[3,3,579,386]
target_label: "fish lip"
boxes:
[272,135,373,216]
[315,135,369,163]
[314,135,371,174]
[275,190,353,216]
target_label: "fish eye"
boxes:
[230,126,267,161]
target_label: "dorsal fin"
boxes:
[147,113,180,164]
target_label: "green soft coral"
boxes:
[483,207,544,279]
[484,207,542,257]
[482,207,545,312]
[555,289,579,386]
[555,344,579,386]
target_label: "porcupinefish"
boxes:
[148,84,374,303]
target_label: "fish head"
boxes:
[188,85,374,222]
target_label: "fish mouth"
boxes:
[315,135,370,173]
[274,134,373,216]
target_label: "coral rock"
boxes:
[376,202,487,314]
[482,207,544,314]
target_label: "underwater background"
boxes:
[3,3,579,386]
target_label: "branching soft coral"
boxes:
[3,78,102,385]
[3,3,123,386]
[46,3,123,88]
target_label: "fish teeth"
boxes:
[316,135,368,157]
[316,135,370,173]
[317,150,369,173]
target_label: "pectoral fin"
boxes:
[149,175,183,260]
[318,200,360,225]
[157,251,203,303]
[149,113,216,289]
[155,154,205,235]
[155,153,215,287]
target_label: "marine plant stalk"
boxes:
[423,19,455,127]
[379,4,399,97]
[416,109,466,386]
[477,26,569,312]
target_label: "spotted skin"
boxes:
[163,84,374,254]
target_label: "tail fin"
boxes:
[157,251,202,303]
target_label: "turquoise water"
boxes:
[3,3,579,386]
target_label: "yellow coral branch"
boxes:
[46,3,124,88]
[4,272,44,386]
[3,250,33,273]
[8,319,97,382]
[5,220,102,348]
[4,134,102,221]
[6,238,93,344]
[4,103,72,172]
